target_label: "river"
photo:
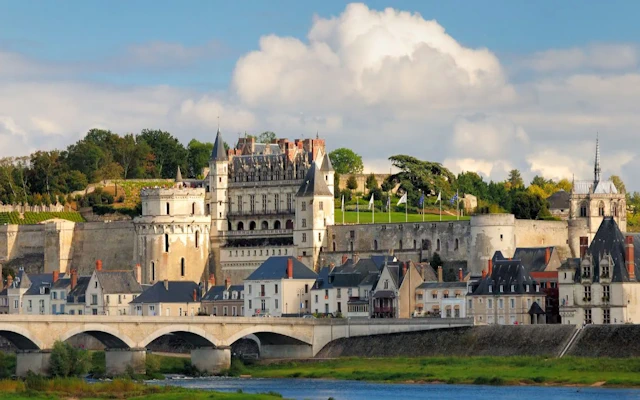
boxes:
[152,377,640,400]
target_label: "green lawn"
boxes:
[335,210,469,224]
[242,356,640,387]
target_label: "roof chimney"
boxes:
[7,274,13,288]
[71,269,78,290]
[52,270,59,283]
[544,247,551,265]
[135,263,142,285]
[192,288,197,302]
[225,277,231,290]
[437,266,443,283]
[482,269,487,279]
[287,258,293,279]
[458,268,463,282]
[579,236,588,259]
[208,274,216,287]
[164,279,169,291]
[341,254,348,265]
[96,259,102,271]
[626,236,635,281]
[488,259,493,277]
[353,253,360,263]
[402,262,407,277]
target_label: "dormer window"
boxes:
[511,285,515,292]
[525,285,530,292]
[499,285,504,293]
[232,291,238,299]
[488,285,493,293]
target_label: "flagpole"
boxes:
[405,196,408,223]
[341,196,345,225]
[357,195,360,224]
[439,198,442,221]
[388,193,391,223]
[372,198,375,224]
[456,190,460,221]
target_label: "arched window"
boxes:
[374,240,378,250]
[151,262,155,282]
[195,231,199,248]
[227,221,232,231]
[249,221,256,230]
[333,242,336,251]
[437,239,441,251]
[164,234,170,253]
[598,201,605,217]
[613,203,618,217]
[285,219,294,229]
[580,202,588,217]
[399,240,403,250]
[261,221,269,230]
[422,239,431,250]
[413,240,417,249]
[192,202,196,215]
[274,220,281,229]
[455,238,459,251]
[350,242,354,251]
[237,221,244,230]
[166,202,170,215]
[180,258,185,277]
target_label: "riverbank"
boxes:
[0,378,283,400]
[237,356,640,387]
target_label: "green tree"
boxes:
[431,252,444,268]
[456,171,488,200]
[610,175,627,194]
[257,131,277,144]
[507,169,524,189]
[94,162,124,182]
[49,341,90,377]
[365,173,378,192]
[346,175,358,190]
[386,155,456,207]
[530,175,551,187]
[511,191,550,220]
[138,129,187,178]
[329,148,364,175]
[187,139,214,178]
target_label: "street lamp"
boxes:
[297,288,304,317]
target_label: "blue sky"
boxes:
[1,1,640,188]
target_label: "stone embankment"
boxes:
[318,324,640,358]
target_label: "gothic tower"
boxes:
[209,128,229,282]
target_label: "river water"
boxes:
[152,377,640,400]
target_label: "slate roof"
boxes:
[528,301,545,315]
[53,277,71,289]
[547,190,570,210]
[202,285,244,301]
[175,166,183,182]
[210,129,228,161]
[246,256,318,281]
[96,271,143,294]
[471,260,541,296]
[67,276,91,304]
[573,217,640,283]
[314,267,333,290]
[418,281,467,290]
[130,281,201,304]
[319,153,334,172]
[511,247,555,273]
[296,162,332,197]
[573,180,618,195]
[23,274,55,296]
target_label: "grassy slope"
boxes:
[242,356,640,387]
[335,210,469,224]
[0,212,85,225]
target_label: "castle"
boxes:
[0,135,625,286]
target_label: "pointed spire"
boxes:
[210,128,228,162]
[175,166,183,182]
[594,133,601,182]
[320,152,334,172]
[296,162,332,197]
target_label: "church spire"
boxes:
[594,134,601,182]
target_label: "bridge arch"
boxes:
[60,324,137,349]
[139,325,220,349]
[224,325,312,348]
[0,323,44,350]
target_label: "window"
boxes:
[584,285,591,302]
[384,280,389,289]
[166,202,170,215]
[237,196,243,213]
[260,284,265,296]
[223,306,228,316]
[274,194,280,211]
[499,299,504,309]
[302,219,307,228]
[511,284,515,292]
[248,285,252,295]
[319,201,323,210]
[488,299,493,309]
[468,299,472,309]
[275,299,279,309]
[262,194,267,212]
[106,295,110,304]
[181,258,185,277]
[95,281,98,288]
[302,233,307,242]
[91,294,98,305]
[603,285,610,302]
[250,195,255,213]
[305,284,309,293]
[603,308,610,324]
[287,194,293,210]
[315,294,319,303]
[584,308,592,324]
[443,290,449,299]
[232,306,237,316]
[337,288,342,299]
[455,238,459,250]
[261,299,266,311]
[510,298,515,309]
[52,304,57,314]
[500,285,504,293]
[488,285,493,293]
[151,262,155,281]
[318,232,322,242]
[374,240,378,250]
[195,231,199,248]
[432,291,438,299]
[598,202,605,217]
[301,201,306,211]
[399,240,403,249]
[248,300,252,309]
[118,295,122,304]
[275,284,278,294]
[601,261,610,278]
[164,234,170,253]
[436,239,441,251]
[580,202,588,217]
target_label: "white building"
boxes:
[417,280,469,318]
[244,256,318,317]
[84,261,143,315]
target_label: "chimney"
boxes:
[353,253,360,263]
[96,259,102,271]
[402,262,407,277]
[580,236,588,259]
[544,248,551,265]
[52,270,59,283]
[7,274,13,288]
[192,288,197,302]
[458,268,463,282]
[225,277,231,290]
[287,258,293,279]
[164,279,169,291]
[437,266,443,283]
[626,236,635,280]
[341,254,348,265]
[135,264,142,285]
[482,269,487,279]
[208,274,216,287]
[488,259,493,277]
[71,269,78,290]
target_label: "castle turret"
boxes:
[208,128,229,282]
[294,162,334,269]
[319,152,335,197]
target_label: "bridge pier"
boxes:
[190,347,231,374]
[260,344,313,359]
[16,350,51,377]
[105,348,146,376]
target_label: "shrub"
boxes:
[49,341,90,377]
[0,352,16,378]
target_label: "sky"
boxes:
[1,1,640,188]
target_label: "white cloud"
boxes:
[522,43,638,72]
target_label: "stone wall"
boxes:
[566,325,640,357]
[337,173,390,194]
[0,204,64,213]
[0,224,45,262]
[514,219,573,259]
[70,221,135,274]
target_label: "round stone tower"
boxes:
[133,185,210,284]
[468,214,516,275]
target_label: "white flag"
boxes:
[368,194,375,210]
[436,192,441,202]
[341,195,344,211]
[397,192,407,205]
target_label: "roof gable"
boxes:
[246,256,318,280]
[296,162,332,197]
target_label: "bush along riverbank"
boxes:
[238,356,640,387]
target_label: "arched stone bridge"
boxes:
[0,315,473,376]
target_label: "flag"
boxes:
[341,195,344,211]
[418,193,425,207]
[436,192,441,202]
[368,194,375,210]
[387,196,390,209]
[397,192,407,205]
[450,192,458,205]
